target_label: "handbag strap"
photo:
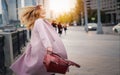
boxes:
[51,52,61,57]
[50,52,80,68]
[66,60,80,68]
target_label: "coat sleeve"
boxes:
[34,19,52,49]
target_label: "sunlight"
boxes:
[49,0,76,15]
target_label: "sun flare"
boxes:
[49,0,76,14]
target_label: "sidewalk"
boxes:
[57,26,120,75]
[7,26,120,75]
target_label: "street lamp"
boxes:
[81,12,84,26]
[84,0,88,32]
[97,0,103,34]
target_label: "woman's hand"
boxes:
[47,47,53,54]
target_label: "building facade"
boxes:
[0,0,51,26]
[44,0,51,19]
[0,0,3,25]
[116,0,120,23]
[0,0,39,26]
[86,0,120,24]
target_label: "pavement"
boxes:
[56,26,120,75]
[6,26,120,75]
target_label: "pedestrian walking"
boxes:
[63,24,67,35]
[51,20,57,31]
[10,5,67,75]
[57,22,63,36]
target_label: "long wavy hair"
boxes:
[18,5,45,29]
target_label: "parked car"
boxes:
[112,23,120,34]
[87,23,97,30]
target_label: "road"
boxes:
[57,26,120,75]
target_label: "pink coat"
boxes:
[10,19,67,75]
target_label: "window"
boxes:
[0,14,3,24]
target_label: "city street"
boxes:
[0,0,120,75]
[57,26,120,75]
[5,26,120,75]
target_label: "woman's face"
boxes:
[40,6,46,18]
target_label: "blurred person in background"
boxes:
[51,20,57,31]
[63,24,68,35]
[57,22,63,36]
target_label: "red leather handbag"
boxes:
[43,52,80,74]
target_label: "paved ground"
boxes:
[56,26,120,75]
[6,26,120,75]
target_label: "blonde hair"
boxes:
[18,5,45,29]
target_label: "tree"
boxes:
[73,0,84,24]
[56,12,74,25]
[55,0,84,25]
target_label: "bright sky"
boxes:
[49,0,76,14]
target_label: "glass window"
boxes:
[0,14,3,24]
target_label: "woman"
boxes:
[10,5,67,75]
